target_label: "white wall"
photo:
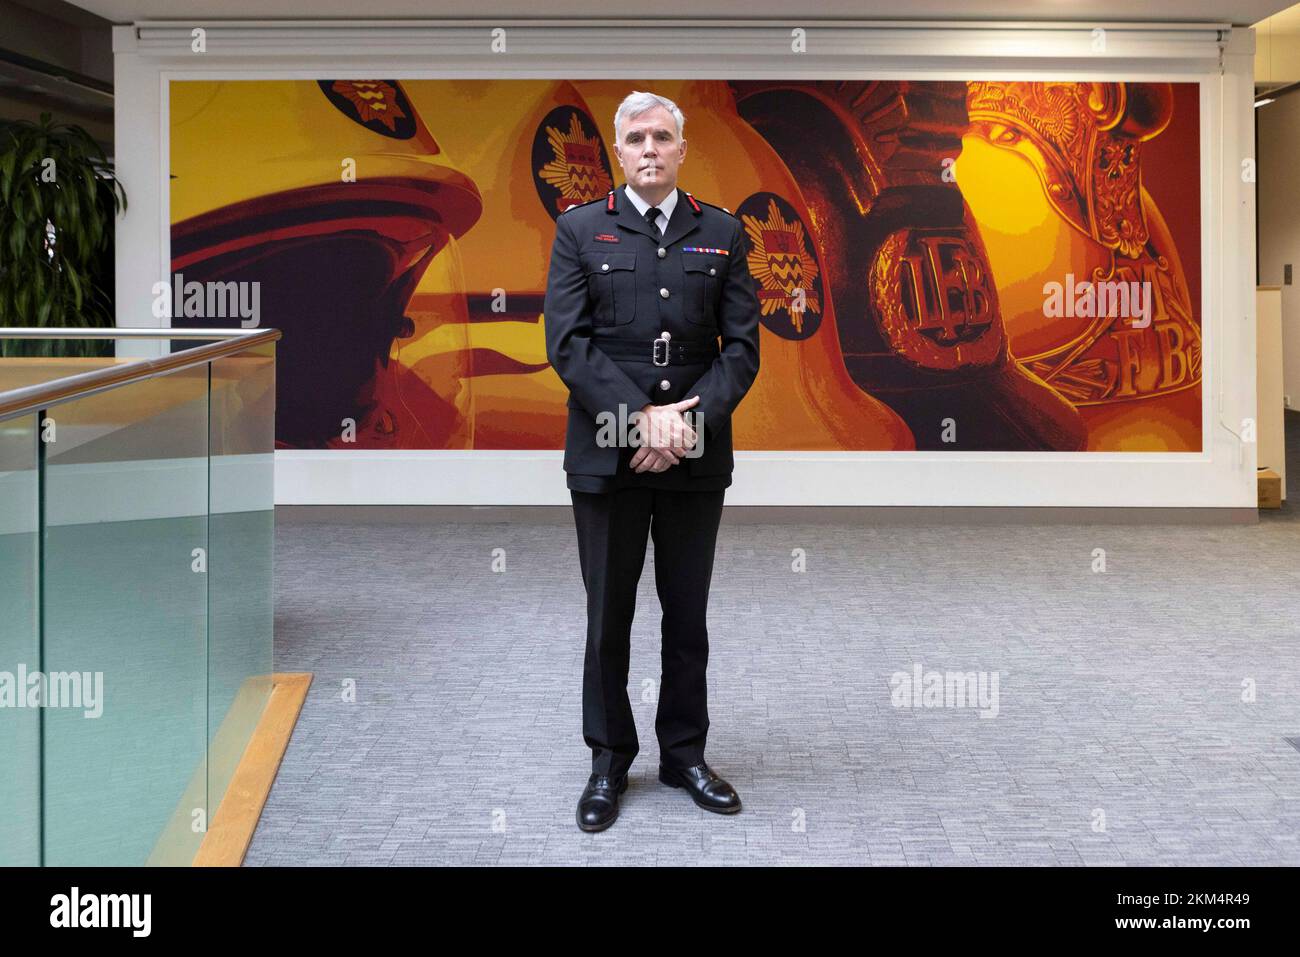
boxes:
[1258,89,1300,412]
[112,20,1259,507]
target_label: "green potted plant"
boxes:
[0,112,126,358]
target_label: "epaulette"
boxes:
[559,195,605,215]
[690,196,737,219]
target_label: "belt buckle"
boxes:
[652,337,669,367]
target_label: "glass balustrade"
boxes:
[0,328,279,866]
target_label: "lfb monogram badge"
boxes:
[870,227,1003,372]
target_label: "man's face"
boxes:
[615,104,686,194]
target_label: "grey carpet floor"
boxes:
[244,415,1300,866]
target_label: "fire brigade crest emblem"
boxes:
[532,106,615,219]
[736,192,823,341]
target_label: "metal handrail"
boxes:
[0,327,281,422]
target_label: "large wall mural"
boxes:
[169,79,1201,452]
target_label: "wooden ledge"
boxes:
[193,672,313,867]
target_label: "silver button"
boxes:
[659,287,670,299]
[657,248,666,258]
[660,331,671,341]
[659,379,671,391]
[709,267,716,275]
[601,263,610,271]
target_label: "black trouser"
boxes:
[570,485,726,780]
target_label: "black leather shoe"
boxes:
[658,762,742,814]
[576,772,629,832]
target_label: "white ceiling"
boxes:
[56,0,1297,27]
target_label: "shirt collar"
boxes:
[623,183,678,221]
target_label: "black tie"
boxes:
[644,206,661,236]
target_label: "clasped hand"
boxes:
[629,396,700,473]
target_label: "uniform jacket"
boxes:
[543,183,762,482]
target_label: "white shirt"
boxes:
[623,183,678,237]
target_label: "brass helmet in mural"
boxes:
[729,80,1089,451]
[170,79,482,449]
[963,81,1201,450]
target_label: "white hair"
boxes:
[613,91,686,144]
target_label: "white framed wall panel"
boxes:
[112,20,1258,507]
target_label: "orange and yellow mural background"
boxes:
[169,79,1201,452]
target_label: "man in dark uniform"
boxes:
[543,91,761,831]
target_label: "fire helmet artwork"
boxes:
[169,78,1200,452]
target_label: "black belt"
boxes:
[592,335,719,367]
